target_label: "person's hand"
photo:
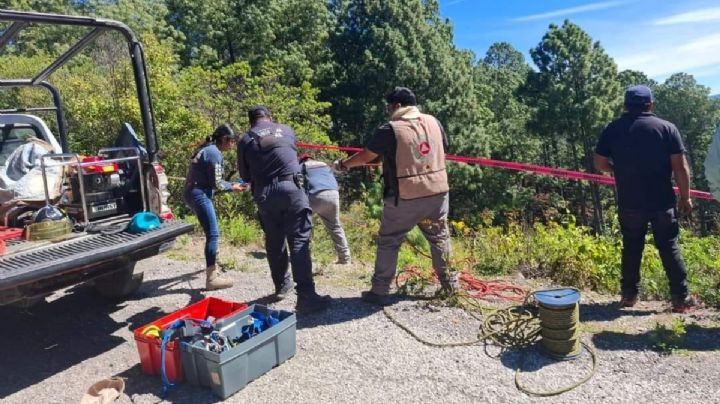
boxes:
[678,197,693,216]
[332,159,348,174]
[232,182,250,192]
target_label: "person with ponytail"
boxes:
[184,124,248,290]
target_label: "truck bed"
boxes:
[0,220,193,290]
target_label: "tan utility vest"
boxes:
[389,113,449,200]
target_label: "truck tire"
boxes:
[94,261,143,299]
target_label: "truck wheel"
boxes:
[94,261,143,299]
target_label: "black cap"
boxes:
[248,105,271,123]
[385,87,417,106]
[624,85,653,105]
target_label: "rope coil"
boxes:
[537,303,582,358]
[386,269,596,397]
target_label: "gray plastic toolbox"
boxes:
[180,304,296,399]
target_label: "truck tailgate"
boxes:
[0,220,194,290]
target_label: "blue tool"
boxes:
[160,319,186,398]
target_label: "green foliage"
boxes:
[446,217,720,306]
[654,74,720,232]
[531,221,621,291]
[650,318,687,354]
[524,20,622,230]
[325,0,490,150]
[164,0,332,84]
[219,216,261,246]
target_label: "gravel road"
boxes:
[2,248,720,404]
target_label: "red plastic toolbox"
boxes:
[0,226,23,241]
[133,297,248,382]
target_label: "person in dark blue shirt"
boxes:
[237,106,331,312]
[594,85,697,313]
[184,124,248,290]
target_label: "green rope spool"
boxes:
[534,289,582,359]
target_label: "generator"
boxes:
[61,155,133,222]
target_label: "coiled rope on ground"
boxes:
[385,267,597,397]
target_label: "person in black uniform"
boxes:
[184,124,248,290]
[237,106,331,312]
[594,85,698,313]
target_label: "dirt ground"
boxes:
[2,239,720,404]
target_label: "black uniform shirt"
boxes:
[595,112,685,211]
[237,120,301,186]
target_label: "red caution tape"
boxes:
[296,142,715,201]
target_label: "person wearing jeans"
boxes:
[594,85,697,313]
[300,154,351,265]
[184,124,248,290]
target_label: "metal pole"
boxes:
[129,42,157,162]
[39,81,69,152]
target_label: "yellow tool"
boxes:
[141,325,162,339]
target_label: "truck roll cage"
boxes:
[0,9,159,161]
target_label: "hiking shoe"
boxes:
[205,265,234,291]
[296,293,332,313]
[671,295,699,313]
[361,290,391,306]
[439,273,461,296]
[274,282,293,301]
[619,294,638,308]
[335,257,351,265]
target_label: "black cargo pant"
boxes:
[618,208,689,299]
[254,179,316,297]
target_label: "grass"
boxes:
[649,318,688,354]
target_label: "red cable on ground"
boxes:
[458,272,526,302]
[296,142,714,200]
[397,266,527,302]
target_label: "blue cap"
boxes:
[624,85,653,105]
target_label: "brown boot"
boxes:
[205,265,233,290]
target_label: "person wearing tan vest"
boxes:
[333,87,456,305]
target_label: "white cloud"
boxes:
[512,1,626,22]
[615,33,720,77]
[653,7,720,25]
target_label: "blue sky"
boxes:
[439,0,720,94]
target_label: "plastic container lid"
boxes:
[534,288,581,308]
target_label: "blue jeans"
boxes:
[184,187,219,267]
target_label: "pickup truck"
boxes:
[0,10,194,307]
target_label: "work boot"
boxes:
[205,265,234,291]
[274,282,293,301]
[619,294,638,308]
[335,256,351,265]
[438,273,461,297]
[296,293,332,313]
[671,295,699,313]
[360,290,391,306]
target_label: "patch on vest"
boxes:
[411,137,435,161]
